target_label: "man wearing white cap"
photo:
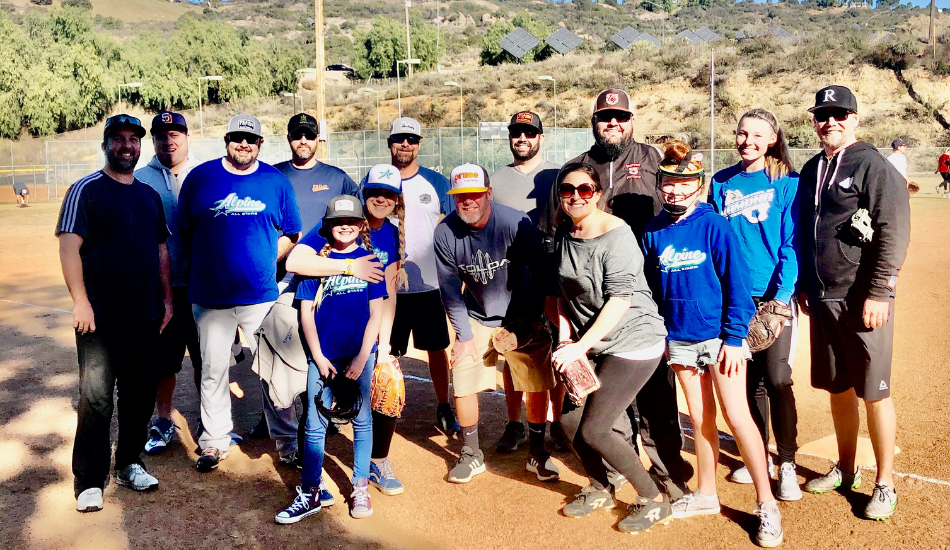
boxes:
[383,117,460,435]
[178,114,302,473]
[434,164,558,483]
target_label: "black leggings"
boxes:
[564,354,662,499]
[371,411,397,459]
[747,321,798,464]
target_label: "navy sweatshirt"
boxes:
[642,203,756,346]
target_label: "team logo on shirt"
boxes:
[419,193,432,204]
[312,184,330,192]
[373,246,389,266]
[625,163,641,179]
[658,246,707,272]
[721,189,774,223]
[460,250,510,285]
[321,274,368,297]
[211,193,267,217]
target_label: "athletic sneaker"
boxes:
[115,464,159,491]
[777,462,802,501]
[317,479,335,507]
[864,483,898,520]
[649,470,688,501]
[447,446,486,483]
[562,485,615,518]
[607,470,627,492]
[436,403,461,436]
[550,420,571,452]
[369,458,405,495]
[76,488,103,513]
[754,500,784,548]
[671,491,721,518]
[526,453,560,482]
[496,421,527,453]
[350,478,373,518]
[617,495,672,534]
[144,417,176,455]
[275,485,321,524]
[279,450,303,470]
[730,456,775,484]
[804,463,861,494]
[196,447,228,473]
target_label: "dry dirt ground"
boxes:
[2,181,950,550]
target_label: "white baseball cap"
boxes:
[448,163,490,195]
[363,164,402,194]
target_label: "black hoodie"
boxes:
[797,141,911,302]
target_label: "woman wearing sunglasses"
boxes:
[547,163,671,535]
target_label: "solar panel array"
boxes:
[499,27,540,59]
[637,32,662,48]
[676,30,702,44]
[694,26,722,42]
[546,27,584,55]
[611,27,641,50]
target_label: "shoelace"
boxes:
[126,464,146,478]
[201,447,219,458]
[672,493,695,509]
[379,460,396,480]
[873,485,891,503]
[285,486,313,514]
[352,486,370,508]
[754,509,779,536]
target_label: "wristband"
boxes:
[344,258,355,276]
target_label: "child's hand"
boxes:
[552,342,587,373]
[345,354,369,380]
[315,355,336,379]
[717,344,746,377]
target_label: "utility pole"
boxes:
[930,0,937,60]
[405,0,413,78]
[314,0,327,160]
[710,51,715,175]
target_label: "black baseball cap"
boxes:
[508,111,543,134]
[808,85,858,114]
[103,114,146,140]
[593,89,633,114]
[287,113,319,137]
[150,111,188,135]
[891,138,906,149]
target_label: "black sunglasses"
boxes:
[290,130,317,141]
[558,183,597,199]
[510,130,540,139]
[813,108,853,123]
[594,111,632,124]
[107,114,142,127]
[390,134,421,145]
[226,133,262,145]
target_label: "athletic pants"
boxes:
[193,302,272,451]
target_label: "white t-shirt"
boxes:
[398,166,452,293]
[887,153,907,178]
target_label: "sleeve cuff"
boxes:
[774,289,793,304]
[722,335,743,347]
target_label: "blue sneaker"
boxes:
[144,417,176,455]
[275,485,321,524]
[369,458,405,495]
[317,479,335,507]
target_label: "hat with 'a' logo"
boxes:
[226,114,264,138]
[593,89,633,114]
[809,85,858,114]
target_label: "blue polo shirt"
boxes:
[274,161,359,235]
[178,159,302,307]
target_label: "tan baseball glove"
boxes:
[747,300,793,353]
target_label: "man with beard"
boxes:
[488,112,567,454]
[178,114,302,473]
[435,164,558,483]
[797,85,910,520]
[135,111,203,456]
[540,89,694,500]
[383,117,461,435]
[58,115,173,512]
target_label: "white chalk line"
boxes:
[0,299,72,314]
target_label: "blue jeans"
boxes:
[301,353,375,491]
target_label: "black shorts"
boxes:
[156,286,202,376]
[390,289,450,356]
[809,297,894,401]
[942,172,950,184]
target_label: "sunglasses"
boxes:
[509,130,540,139]
[594,111,632,124]
[391,135,421,145]
[558,183,597,199]
[226,133,262,145]
[107,115,142,127]
[813,108,853,123]
[290,131,317,141]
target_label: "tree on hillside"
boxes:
[351,16,440,79]
[480,11,553,66]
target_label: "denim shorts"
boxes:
[667,338,751,373]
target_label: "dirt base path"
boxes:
[2,192,950,549]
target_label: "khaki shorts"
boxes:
[452,320,556,398]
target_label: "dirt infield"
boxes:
[2,183,950,549]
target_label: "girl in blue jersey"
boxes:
[709,109,801,501]
[642,142,783,548]
[275,195,386,524]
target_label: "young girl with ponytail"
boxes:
[708,109,801,502]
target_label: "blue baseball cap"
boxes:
[151,111,189,134]
[362,164,402,194]
[103,114,146,140]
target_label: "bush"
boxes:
[62,0,92,10]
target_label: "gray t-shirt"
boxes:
[490,160,561,227]
[556,224,667,356]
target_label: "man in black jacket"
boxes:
[541,89,692,500]
[797,85,910,520]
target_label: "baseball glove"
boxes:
[370,355,406,418]
[747,300,793,353]
[908,181,920,194]
[555,341,601,405]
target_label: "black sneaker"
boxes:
[526,453,560,482]
[279,450,303,470]
[496,421,527,453]
[436,403,461,436]
[550,421,571,452]
[617,495,672,534]
[196,447,228,472]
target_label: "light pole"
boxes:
[197,75,223,138]
[396,58,420,117]
[117,82,142,112]
[358,87,381,139]
[445,81,463,150]
[295,68,317,114]
[539,75,557,157]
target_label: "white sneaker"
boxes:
[755,500,784,547]
[671,491,721,518]
[77,488,103,512]
[777,462,802,501]
[730,456,775,484]
[115,464,159,491]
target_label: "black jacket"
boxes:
[539,140,662,245]
[797,141,911,301]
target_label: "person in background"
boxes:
[886,139,909,186]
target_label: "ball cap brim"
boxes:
[448,163,490,195]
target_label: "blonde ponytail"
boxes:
[394,196,409,291]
